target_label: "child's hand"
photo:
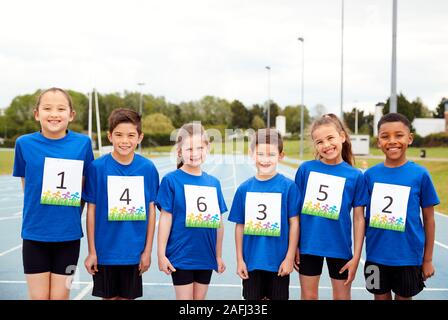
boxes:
[139,251,151,276]
[217,257,226,274]
[84,253,98,275]
[278,257,294,277]
[237,260,249,280]
[158,256,176,275]
[422,260,435,281]
[339,258,359,286]
[293,248,300,272]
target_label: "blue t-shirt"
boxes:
[364,161,440,266]
[82,153,159,265]
[294,160,368,260]
[228,174,301,272]
[13,130,94,242]
[155,169,227,271]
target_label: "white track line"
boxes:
[435,240,448,250]
[72,282,93,300]
[435,212,447,218]
[0,244,22,257]
[0,215,21,221]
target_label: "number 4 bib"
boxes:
[302,171,346,220]
[244,192,282,237]
[40,157,84,207]
[184,185,221,228]
[369,182,410,232]
[108,176,146,221]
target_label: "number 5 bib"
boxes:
[184,185,221,228]
[41,157,84,207]
[369,182,410,232]
[107,176,146,221]
[302,171,346,220]
[244,192,282,237]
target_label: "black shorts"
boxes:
[22,239,80,275]
[171,269,213,286]
[243,270,290,300]
[92,265,143,299]
[364,261,425,298]
[298,254,349,280]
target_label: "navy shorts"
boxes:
[243,270,290,300]
[298,254,349,280]
[171,269,213,286]
[92,264,143,299]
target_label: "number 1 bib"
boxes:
[40,157,84,207]
[369,182,410,232]
[184,185,221,228]
[302,171,346,220]
[244,192,282,237]
[107,176,146,221]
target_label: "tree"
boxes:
[433,97,447,118]
[266,101,280,128]
[196,96,232,126]
[249,104,264,125]
[251,115,265,130]
[230,100,250,129]
[142,113,175,135]
[383,93,422,123]
[282,105,310,134]
[343,108,374,135]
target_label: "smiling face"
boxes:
[251,143,284,179]
[312,123,345,165]
[377,121,413,166]
[34,90,75,139]
[178,134,208,169]
[108,122,143,161]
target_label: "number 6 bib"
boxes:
[369,182,410,232]
[107,176,146,221]
[302,171,346,220]
[40,157,84,207]
[244,192,282,237]
[184,185,221,228]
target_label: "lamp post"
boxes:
[265,66,271,128]
[340,0,345,119]
[390,0,398,113]
[298,37,305,159]
[137,82,145,154]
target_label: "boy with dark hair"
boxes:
[83,108,159,300]
[363,112,439,300]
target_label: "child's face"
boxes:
[34,91,75,138]
[108,123,143,158]
[377,121,413,162]
[251,143,284,177]
[312,124,345,164]
[179,134,208,168]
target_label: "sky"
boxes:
[0,0,447,115]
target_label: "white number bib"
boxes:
[107,176,146,221]
[40,157,84,207]
[184,185,221,228]
[244,192,282,237]
[369,182,410,232]
[302,171,346,220]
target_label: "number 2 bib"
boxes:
[107,176,146,221]
[244,192,282,237]
[369,182,410,232]
[184,185,221,228]
[40,157,84,207]
[302,171,346,220]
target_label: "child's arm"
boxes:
[422,206,436,280]
[80,177,86,214]
[157,209,176,275]
[21,178,25,191]
[235,223,248,279]
[84,203,98,275]
[278,216,299,276]
[340,206,365,285]
[216,219,226,273]
[139,202,156,275]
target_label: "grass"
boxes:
[186,220,220,228]
[369,221,405,232]
[108,213,146,221]
[244,227,280,237]
[41,197,80,207]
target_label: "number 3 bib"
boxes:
[302,171,346,220]
[40,157,84,207]
[107,176,146,221]
[369,182,410,232]
[184,185,221,228]
[244,192,282,237]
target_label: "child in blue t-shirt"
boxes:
[228,129,300,300]
[13,87,94,300]
[364,113,439,300]
[156,122,227,300]
[294,113,367,300]
[82,108,159,300]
